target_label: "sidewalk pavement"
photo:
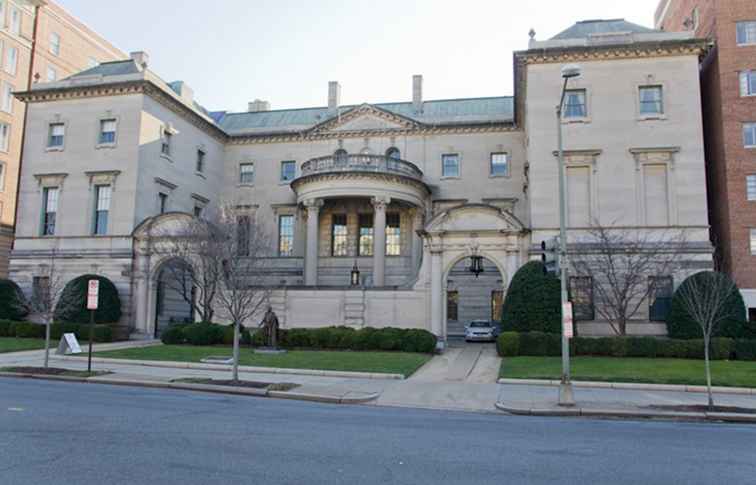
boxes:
[1,344,755,421]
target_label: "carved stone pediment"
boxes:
[309,103,420,135]
[424,203,526,235]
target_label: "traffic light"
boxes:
[541,236,560,276]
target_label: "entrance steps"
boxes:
[344,290,365,326]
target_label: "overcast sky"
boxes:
[58,0,661,112]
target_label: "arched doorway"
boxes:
[445,256,505,337]
[153,257,195,337]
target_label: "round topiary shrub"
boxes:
[666,271,747,339]
[53,275,122,324]
[500,261,561,334]
[0,279,30,321]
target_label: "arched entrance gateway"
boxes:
[416,204,527,342]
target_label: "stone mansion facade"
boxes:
[9,20,713,340]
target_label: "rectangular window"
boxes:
[158,192,167,214]
[49,32,60,56]
[358,213,373,256]
[1,82,12,113]
[46,66,56,82]
[737,21,756,45]
[751,229,756,255]
[42,187,59,236]
[0,163,5,191]
[196,149,205,173]
[161,130,172,156]
[490,152,508,176]
[4,46,17,75]
[0,122,9,152]
[9,6,19,35]
[563,89,587,118]
[93,185,111,235]
[239,163,254,184]
[386,213,401,256]
[744,123,756,148]
[193,205,202,217]
[48,123,64,148]
[442,153,459,177]
[569,276,594,321]
[278,214,294,257]
[741,71,756,97]
[639,85,663,115]
[747,175,756,201]
[237,215,250,257]
[99,119,116,145]
[648,276,673,322]
[331,214,348,256]
[491,289,504,321]
[447,290,459,321]
[280,160,296,182]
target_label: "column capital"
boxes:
[371,196,390,211]
[303,198,324,211]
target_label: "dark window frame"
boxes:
[569,276,595,321]
[331,214,348,257]
[278,214,294,257]
[357,213,373,257]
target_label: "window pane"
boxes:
[386,213,401,256]
[737,21,756,45]
[331,214,347,256]
[745,123,756,147]
[386,147,400,159]
[442,154,459,177]
[640,86,663,114]
[240,163,254,184]
[278,214,294,256]
[490,152,508,176]
[281,161,296,181]
[0,123,9,152]
[751,229,756,255]
[447,290,459,321]
[570,276,594,321]
[237,215,250,256]
[564,90,586,118]
[748,175,756,201]
[358,213,373,256]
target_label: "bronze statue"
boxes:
[260,306,279,348]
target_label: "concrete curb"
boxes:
[494,402,756,423]
[497,378,756,395]
[0,372,381,404]
[51,356,405,381]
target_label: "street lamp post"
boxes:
[556,64,581,407]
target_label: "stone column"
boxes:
[429,243,444,340]
[133,249,151,336]
[411,208,424,272]
[304,199,323,286]
[506,246,519,288]
[371,196,389,287]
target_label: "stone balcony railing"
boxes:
[299,154,424,180]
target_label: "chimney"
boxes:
[248,99,271,112]
[412,75,423,114]
[130,51,149,70]
[328,81,341,114]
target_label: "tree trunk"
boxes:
[43,318,51,369]
[704,336,714,410]
[232,320,240,382]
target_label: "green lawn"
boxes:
[93,345,432,377]
[500,356,756,388]
[0,338,46,354]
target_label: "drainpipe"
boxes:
[11,3,41,249]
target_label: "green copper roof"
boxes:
[551,19,658,40]
[64,60,141,79]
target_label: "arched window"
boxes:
[334,148,348,163]
[386,147,400,159]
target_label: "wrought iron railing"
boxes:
[299,154,423,180]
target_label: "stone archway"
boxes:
[444,254,506,337]
[152,257,194,337]
[416,204,528,342]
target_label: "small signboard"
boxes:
[56,333,82,355]
[87,279,99,310]
[562,302,574,339]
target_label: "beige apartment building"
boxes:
[0,0,124,276]
[10,19,713,342]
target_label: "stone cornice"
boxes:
[291,171,431,195]
[515,39,709,65]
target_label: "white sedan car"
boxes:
[464,320,496,342]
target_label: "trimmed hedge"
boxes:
[251,326,437,353]
[0,279,30,321]
[666,271,749,339]
[500,261,561,334]
[54,275,122,324]
[0,320,113,342]
[496,331,755,361]
[159,322,251,347]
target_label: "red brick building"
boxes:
[656,0,756,321]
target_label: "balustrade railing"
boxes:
[299,154,423,180]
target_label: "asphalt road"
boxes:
[1,378,754,485]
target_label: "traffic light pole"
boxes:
[556,79,575,407]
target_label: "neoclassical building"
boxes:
[9,20,713,341]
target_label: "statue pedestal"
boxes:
[253,347,287,355]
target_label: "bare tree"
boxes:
[155,216,222,323]
[570,224,685,335]
[28,249,70,368]
[673,270,741,409]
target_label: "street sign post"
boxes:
[86,280,99,373]
[562,301,574,339]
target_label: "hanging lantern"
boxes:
[350,261,361,286]
[468,254,484,278]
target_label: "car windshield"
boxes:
[469,321,490,328]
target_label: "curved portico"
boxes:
[291,154,430,287]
